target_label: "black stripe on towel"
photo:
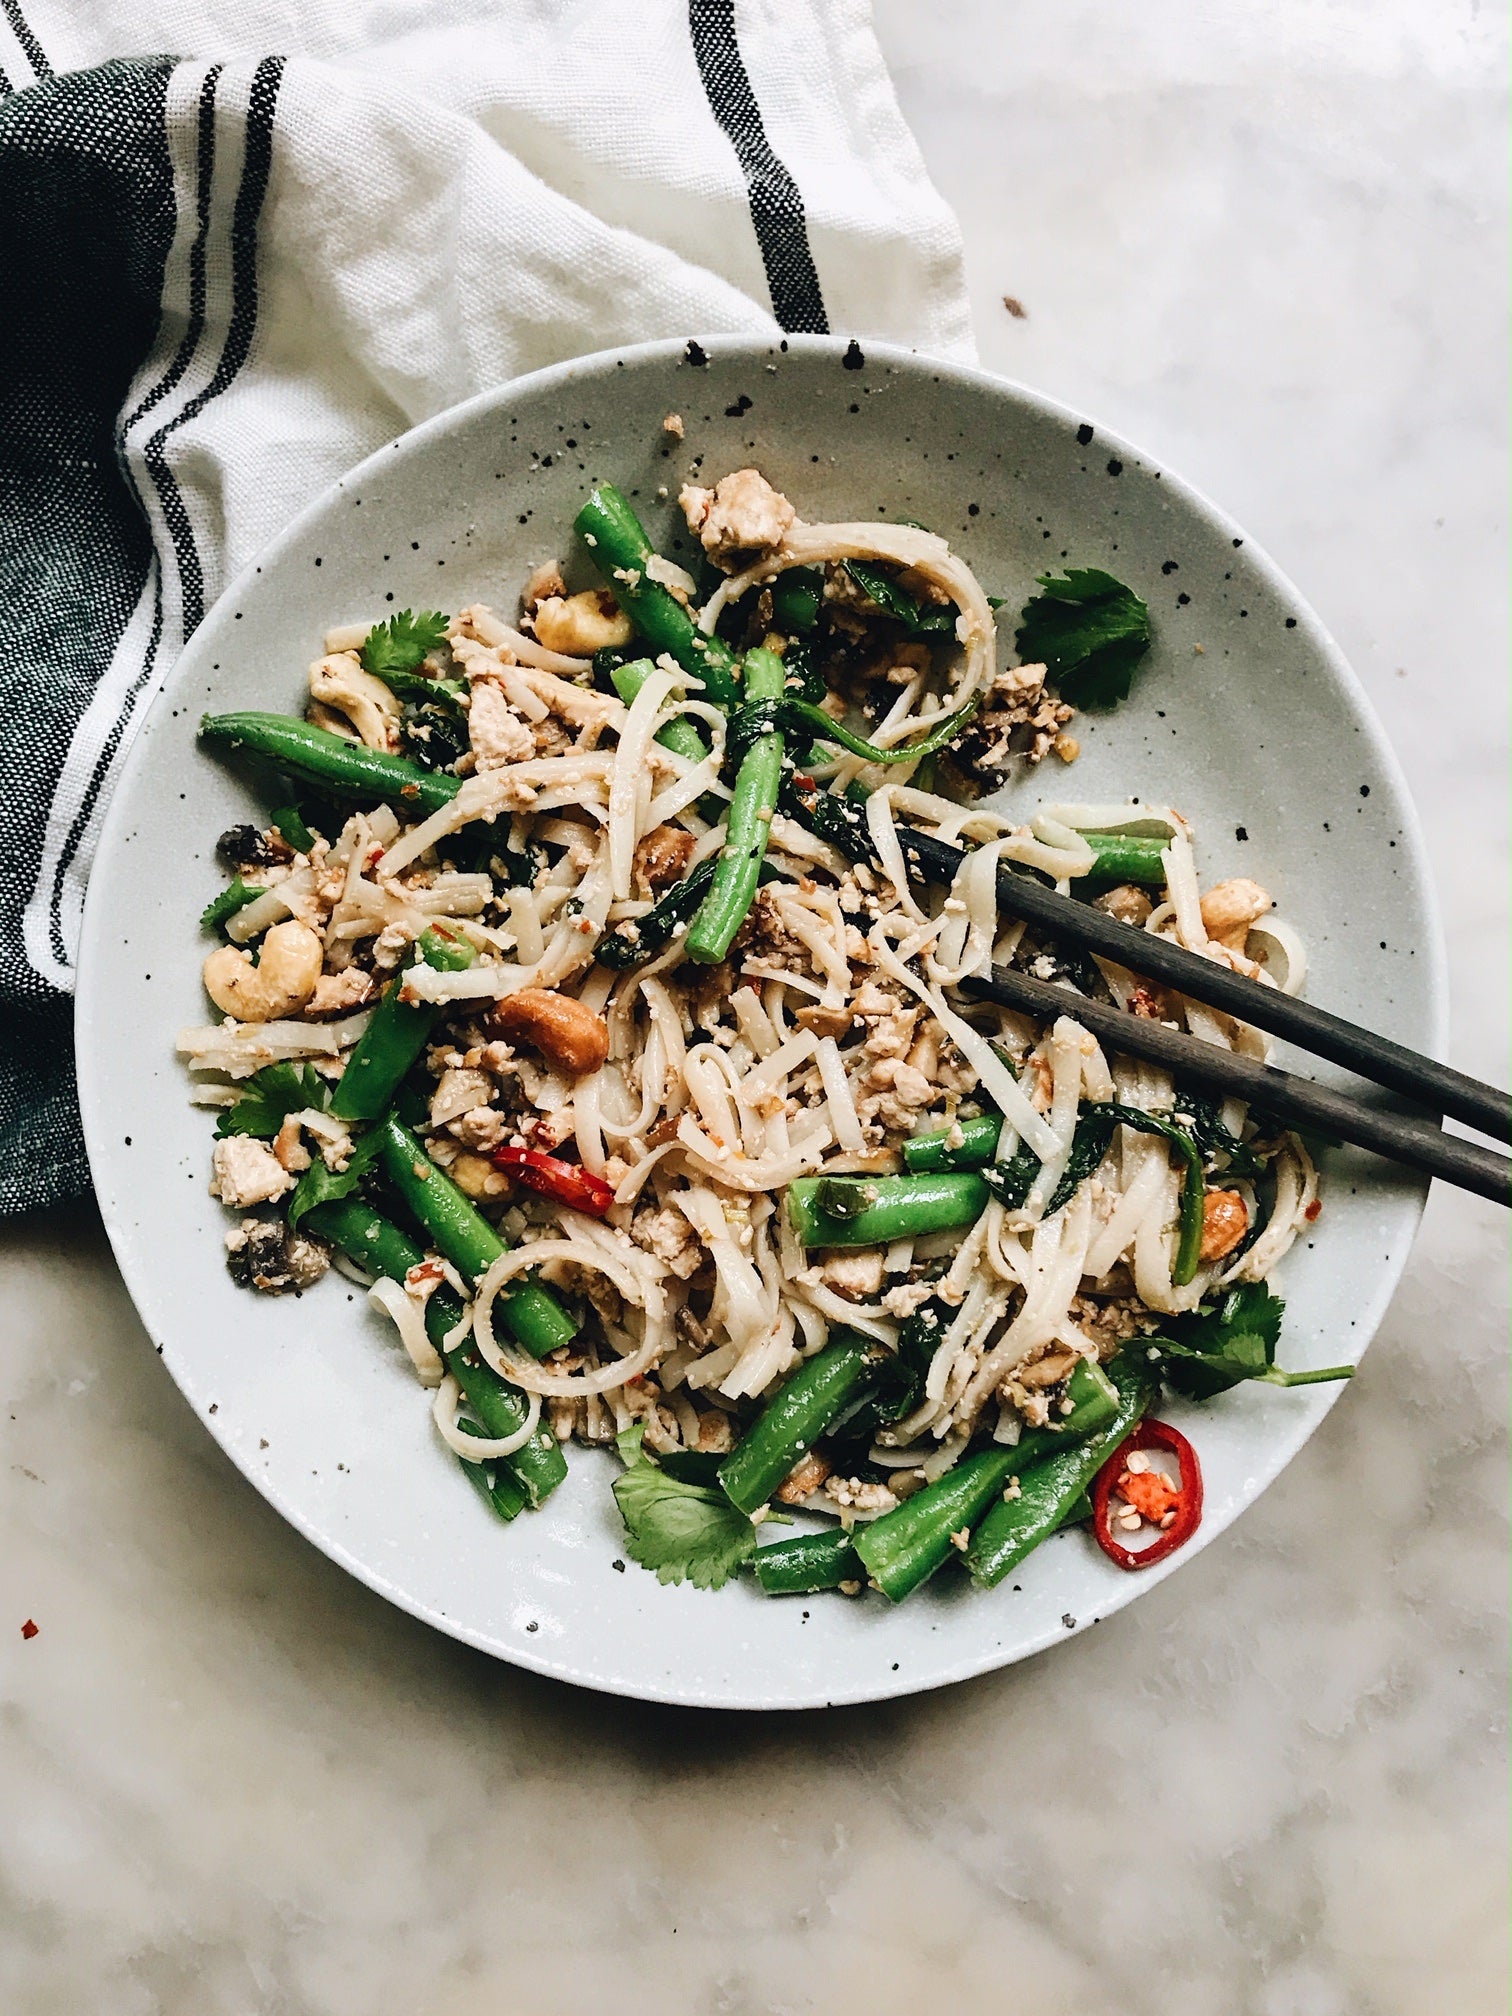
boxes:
[45,55,286,963]
[688,0,829,334]
[0,1,51,82]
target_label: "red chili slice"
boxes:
[491,1146,615,1217]
[1091,1418,1203,1571]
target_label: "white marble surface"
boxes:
[3,3,1506,2008]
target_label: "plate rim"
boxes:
[76,332,1449,1708]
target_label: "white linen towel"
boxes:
[0,0,971,1209]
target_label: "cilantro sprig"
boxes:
[286,1126,384,1232]
[362,610,450,681]
[611,1432,756,1590]
[1153,1284,1354,1400]
[200,879,261,934]
[215,1062,330,1140]
[1015,568,1151,710]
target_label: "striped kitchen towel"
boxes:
[0,0,972,1216]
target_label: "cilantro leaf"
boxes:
[286,1126,383,1232]
[200,879,261,933]
[1154,1282,1352,1399]
[1015,568,1151,710]
[611,1458,756,1590]
[362,609,450,679]
[215,1063,330,1140]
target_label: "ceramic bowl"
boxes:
[77,336,1444,1708]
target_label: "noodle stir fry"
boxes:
[183,470,1348,1600]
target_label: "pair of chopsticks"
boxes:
[892,825,1511,1207]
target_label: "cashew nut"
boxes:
[1200,1189,1250,1261]
[307,650,402,751]
[1199,877,1273,951]
[530,590,632,656]
[203,920,324,1022]
[487,988,610,1076]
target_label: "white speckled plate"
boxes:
[76,337,1445,1708]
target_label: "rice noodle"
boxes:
[367,1277,445,1386]
[431,1373,543,1459]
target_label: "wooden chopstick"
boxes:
[897,825,1511,1144]
[965,963,1510,1207]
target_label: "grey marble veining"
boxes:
[1,4,1506,2009]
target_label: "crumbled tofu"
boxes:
[824,1476,899,1515]
[308,968,378,1018]
[210,1136,295,1210]
[521,559,566,612]
[630,1204,704,1281]
[679,468,795,564]
[817,1249,885,1300]
[469,680,535,767]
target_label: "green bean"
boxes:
[770,567,823,633]
[574,486,740,707]
[609,656,709,766]
[375,1116,577,1357]
[331,928,474,1122]
[456,1423,530,1522]
[1006,1358,1121,1469]
[851,1359,1132,1601]
[966,1357,1157,1587]
[717,1334,875,1514]
[685,647,786,963]
[902,1112,1004,1173]
[1076,830,1169,888]
[786,1171,990,1249]
[304,1196,567,1508]
[852,1446,1019,1602]
[752,1527,862,1595]
[199,712,461,816]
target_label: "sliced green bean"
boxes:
[717,1334,874,1515]
[199,712,461,815]
[786,1171,990,1249]
[903,1112,1004,1173]
[966,1357,1156,1587]
[375,1116,577,1357]
[685,647,786,963]
[304,1195,567,1508]
[331,928,474,1122]
[610,656,709,766]
[574,485,740,707]
[752,1527,862,1595]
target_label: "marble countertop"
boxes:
[3,4,1506,2009]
